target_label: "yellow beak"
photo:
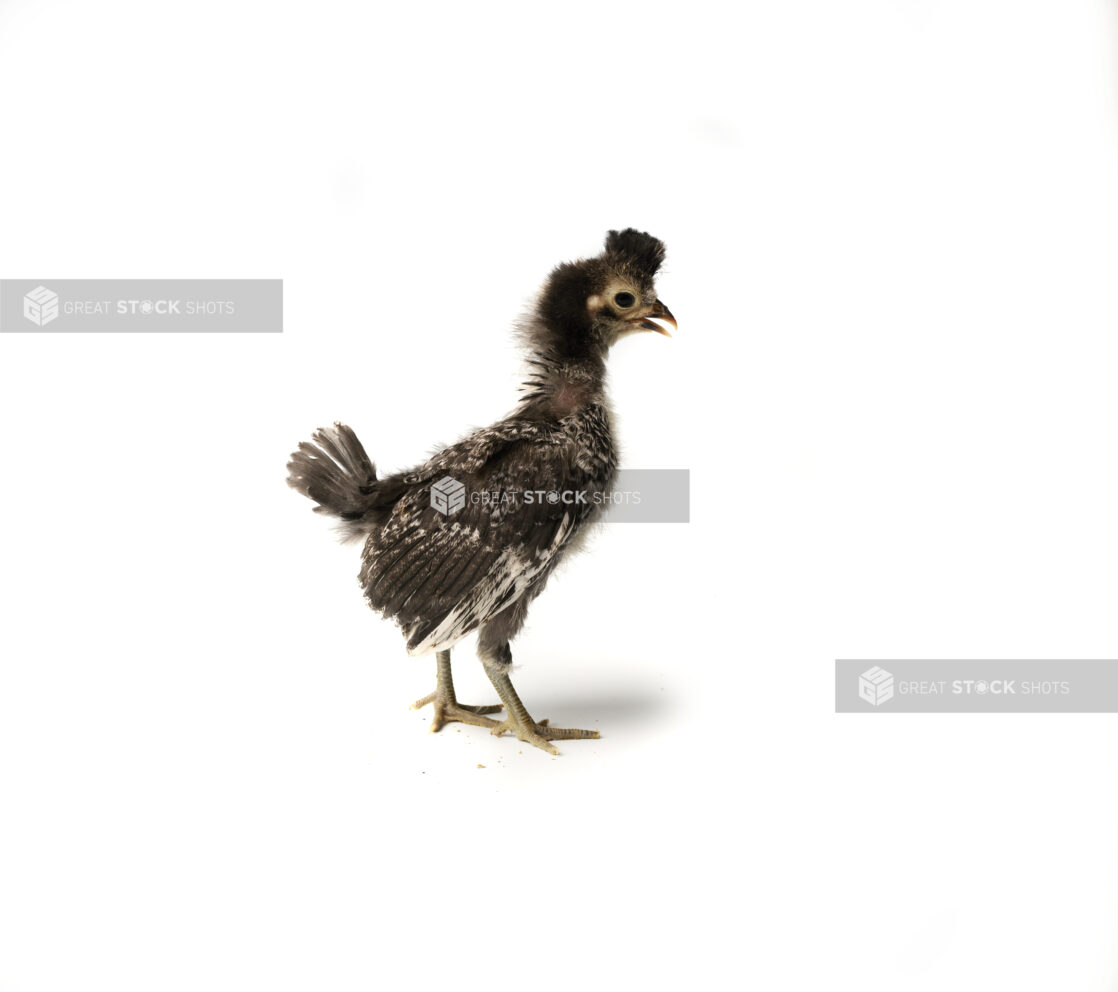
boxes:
[632,299,677,337]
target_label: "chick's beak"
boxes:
[636,299,677,337]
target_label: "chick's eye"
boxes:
[614,292,636,309]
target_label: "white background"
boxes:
[2,1,1117,988]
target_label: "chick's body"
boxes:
[362,400,617,658]
[287,229,674,753]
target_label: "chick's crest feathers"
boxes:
[603,228,666,279]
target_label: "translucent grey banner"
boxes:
[0,279,282,332]
[438,469,689,523]
[836,660,1118,712]
[601,469,689,523]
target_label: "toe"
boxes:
[532,718,598,741]
[545,727,599,740]
[524,734,560,756]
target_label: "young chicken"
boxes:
[287,229,675,753]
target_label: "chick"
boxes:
[287,229,675,753]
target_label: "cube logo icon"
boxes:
[859,666,894,706]
[430,476,466,516]
[23,286,60,327]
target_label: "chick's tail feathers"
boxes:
[287,423,386,542]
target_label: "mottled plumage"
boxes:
[287,229,675,753]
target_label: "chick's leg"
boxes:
[479,638,599,756]
[411,649,502,732]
